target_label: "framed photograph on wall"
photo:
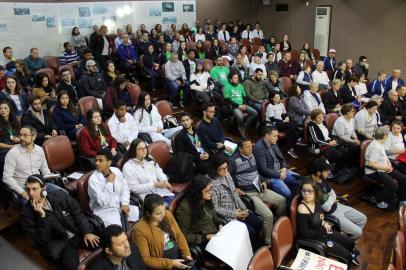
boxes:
[162,2,174,12]
[183,4,194,12]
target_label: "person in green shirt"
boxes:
[159,42,173,65]
[209,56,230,89]
[223,72,258,136]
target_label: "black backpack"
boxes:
[165,152,195,183]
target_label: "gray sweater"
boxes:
[165,60,187,81]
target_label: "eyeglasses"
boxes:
[136,146,147,151]
[18,133,32,138]
[302,189,314,194]
[217,166,228,172]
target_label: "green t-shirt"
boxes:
[210,66,230,87]
[223,83,246,105]
[165,51,173,62]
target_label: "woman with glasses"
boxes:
[122,139,174,205]
[175,175,223,247]
[211,155,262,247]
[297,179,357,265]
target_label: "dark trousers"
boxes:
[367,169,406,202]
[326,231,355,264]
[274,121,299,149]
[59,236,98,270]
[240,210,263,247]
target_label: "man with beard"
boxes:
[21,95,58,145]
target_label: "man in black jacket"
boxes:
[20,175,99,270]
[380,89,402,125]
[56,68,80,102]
[175,112,211,174]
[90,225,146,270]
[21,95,58,145]
[182,49,197,81]
[196,102,233,154]
[79,60,107,109]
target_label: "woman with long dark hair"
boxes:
[132,194,195,269]
[32,72,56,109]
[195,40,206,60]
[133,92,181,147]
[297,179,358,265]
[14,59,34,90]
[2,76,28,115]
[103,60,120,87]
[79,109,118,159]
[103,76,135,114]
[0,100,20,167]
[176,175,223,247]
[53,91,83,140]
[177,41,188,61]
[122,139,174,205]
[143,44,160,92]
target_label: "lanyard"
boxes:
[147,112,153,125]
[7,124,14,137]
[99,127,107,146]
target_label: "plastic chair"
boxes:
[282,77,292,94]
[77,249,103,270]
[252,37,262,46]
[127,83,141,106]
[290,50,299,62]
[187,42,196,50]
[395,231,405,270]
[400,206,406,236]
[312,49,321,60]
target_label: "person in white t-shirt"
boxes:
[312,61,330,89]
[365,126,406,210]
[249,54,267,79]
[384,121,405,160]
[88,148,139,227]
[266,92,304,159]
[354,101,379,140]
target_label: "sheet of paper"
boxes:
[290,248,348,270]
[205,220,253,270]
[224,140,238,155]
[252,175,261,192]
[67,172,84,180]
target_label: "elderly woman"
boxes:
[302,82,326,114]
[211,155,262,246]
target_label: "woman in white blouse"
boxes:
[133,92,182,147]
[384,121,405,160]
[190,62,214,104]
[266,92,303,159]
[122,139,175,205]
[354,100,379,140]
[194,27,206,42]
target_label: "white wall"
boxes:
[0,0,196,58]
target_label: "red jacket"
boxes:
[79,127,117,158]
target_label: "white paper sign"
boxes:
[290,248,348,270]
[205,220,253,270]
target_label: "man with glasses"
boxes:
[196,102,233,154]
[3,125,61,205]
[79,59,107,109]
[380,89,402,126]
[56,68,79,103]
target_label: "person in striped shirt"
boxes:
[60,42,81,77]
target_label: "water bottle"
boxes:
[180,89,184,101]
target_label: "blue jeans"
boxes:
[166,80,189,104]
[268,170,299,201]
[233,106,258,129]
[147,67,159,90]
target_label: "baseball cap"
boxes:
[86,60,96,68]
[328,48,336,53]
[311,157,334,173]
